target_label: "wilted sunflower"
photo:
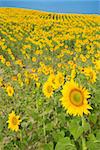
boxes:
[60,80,92,116]
[43,81,53,98]
[7,111,21,132]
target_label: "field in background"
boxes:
[0,8,100,150]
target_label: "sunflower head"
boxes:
[54,72,64,89]
[71,69,76,80]
[6,86,14,97]
[48,74,56,85]
[60,80,92,116]
[7,111,21,132]
[43,81,54,98]
[83,67,97,83]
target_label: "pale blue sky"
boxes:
[0,0,97,2]
[0,0,99,14]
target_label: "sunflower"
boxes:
[71,69,76,80]
[0,77,3,87]
[32,57,36,62]
[6,86,14,97]
[60,80,92,116]
[43,81,54,98]
[6,61,11,67]
[54,72,64,89]
[84,67,97,83]
[94,60,100,71]
[48,74,56,86]
[7,111,21,132]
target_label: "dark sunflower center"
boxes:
[70,89,83,106]
[47,86,52,93]
[52,78,55,84]
[90,72,93,79]
[12,117,18,125]
[9,89,12,94]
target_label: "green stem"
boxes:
[82,136,87,150]
[53,96,58,126]
[82,117,87,150]
[20,130,22,142]
[36,93,39,131]
[43,107,46,143]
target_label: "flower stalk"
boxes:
[82,117,87,150]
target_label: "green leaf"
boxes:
[87,141,100,150]
[87,133,100,150]
[46,122,53,131]
[0,133,3,142]
[44,142,53,150]
[0,117,3,132]
[89,113,97,124]
[69,119,83,140]
[94,89,100,104]
[88,133,96,141]
[82,117,90,132]
[58,112,66,125]
[55,137,76,150]
[96,131,100,141]
[31,111,39,121]
[53,130,65,142]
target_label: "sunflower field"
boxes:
[0,8,100,150]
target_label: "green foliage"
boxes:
[0,8,99,150]
[69,119,83,140]
[55,137,76,150]
[87,134,100,150]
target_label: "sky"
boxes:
[0,0,99,14]
[0,0,98,1]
